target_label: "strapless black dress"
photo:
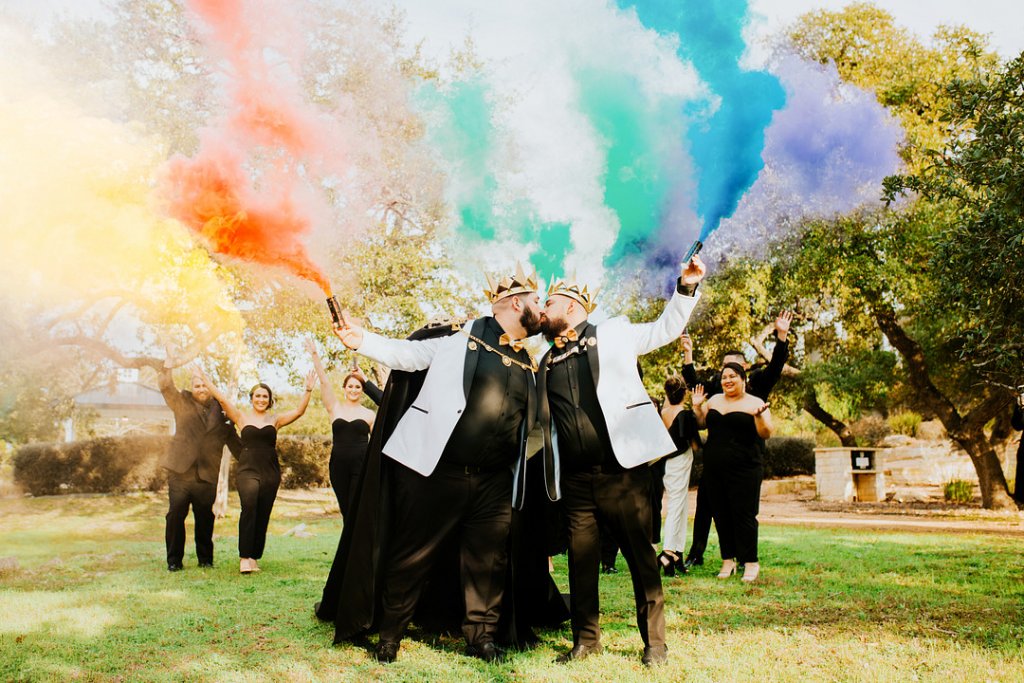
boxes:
[330,418,371,517]
[238,424,279,478]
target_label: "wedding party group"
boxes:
[156,253,795,667]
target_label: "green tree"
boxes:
[779,5,1017,508]
[883,54,1024,390]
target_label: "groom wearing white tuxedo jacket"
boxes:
[332,265,543,664]
[538,255,706,667]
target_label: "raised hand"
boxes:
[679,332,693,354]
[304,337,320,359]
[304,369,318,393]
[681,254,707,286]
[691,384,706,407]
[754,401,771,416]
[774,310,793,342]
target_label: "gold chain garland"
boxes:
[457,328,539,372]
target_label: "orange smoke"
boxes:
[163,146,331,295]
[161,0,344,296]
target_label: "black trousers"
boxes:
[165,469,217,566]
[687,475,713,560]
[708,464,763,563]
[599,520,619,569]
[378,462,513,647]
[562,466,665,649]
[237,470,280,559]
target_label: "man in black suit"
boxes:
[158,365,240,571]
[537,258,705,667]
[683,311,791,568]
[331,264,545,663]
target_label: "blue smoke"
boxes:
[620,0,786,239]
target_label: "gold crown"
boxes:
[546,274,599,313]
[483,262,539,304]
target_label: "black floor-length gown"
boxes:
[329,418,371,517]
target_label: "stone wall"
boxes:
[879,435,1018,486]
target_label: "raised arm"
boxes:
[195,367,245,426]
[363,380,383,405]
[156,364,187,414]
[630,256,706,356]
[274,370,317,429]
[332,313,442,372]
[352,366,384,406]
[691,384,708,428]
[306,339,342,416]
[750,311,791,400]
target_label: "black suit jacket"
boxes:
[683,338,789,401]
[158,369,240,483]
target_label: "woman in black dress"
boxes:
[201,369,316,574]
[691,362,773,582]
[307,340,381,517]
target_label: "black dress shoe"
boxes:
[198,561,213,568]
[465,641,505,662]
[556,643,602,663]
[600,564,618,575]
[167,563,183,572]
[641,644,669,667]
[374,640,400,663]
[683,555,703,569]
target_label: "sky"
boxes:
[3,0,1022,59]
[394,0,1022,62]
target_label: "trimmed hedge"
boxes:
[14,434,333,496]
[762,436,816,479]
[13,436,169,496]
[689,436,816,485]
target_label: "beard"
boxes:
[519,306,543,336]
[539,313,569,342]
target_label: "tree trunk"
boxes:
[869,300,1018,509]
[953,428,1017,509]
[804,388,857,446]
[214,447,231,519]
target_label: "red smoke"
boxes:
[161,0,342,295]
[163,144,331,294]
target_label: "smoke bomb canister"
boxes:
[326,296,343,328]
[682,240,703,265]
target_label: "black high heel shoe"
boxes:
[657,551,682,577]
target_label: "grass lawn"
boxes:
[1,490,1022,682]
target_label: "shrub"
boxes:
[277,435,332,489]
[763,437,816,479]
[14,436,170,496]
[943,479,974,504]
[14,434,335,496]
[690,436,816,484]
[887,410,922,437]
